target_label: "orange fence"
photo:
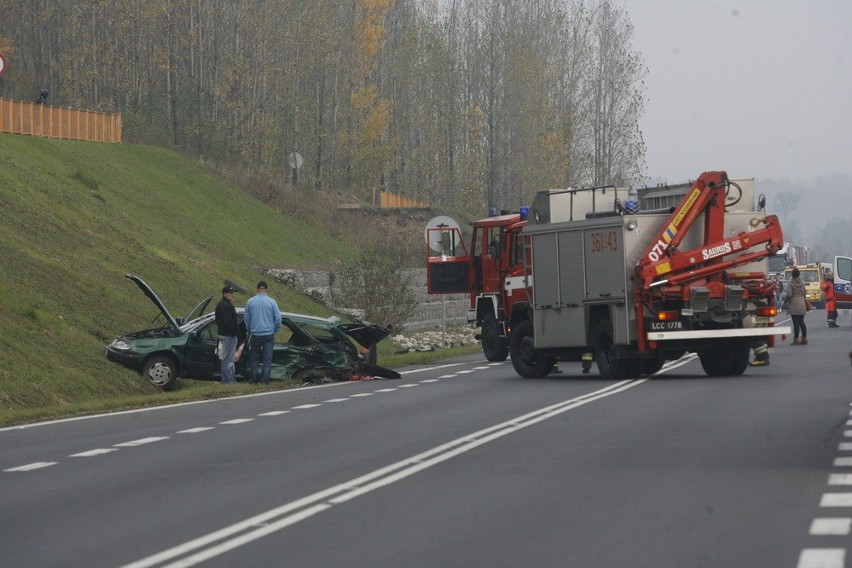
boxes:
[375,189,429,209]
[0,98,121,143]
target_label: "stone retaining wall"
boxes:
[266,267,469,330]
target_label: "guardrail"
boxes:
[0,98,121,143]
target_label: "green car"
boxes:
[106,275,398,390]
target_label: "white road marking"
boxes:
[820,494,852,507]
[4,462,58,472]
[473,366,489,370]
[828,474,852,485]
[456,370,475,374]
[292,404,322,409]
[119,379,647,568]
[348,393,373,398]
[839,443,852,451]
[834,457,852,467]
[437,374,456,379]
[70,449,119,457]
[399,384,419,388]
[115,437,170,447]
[797,548,845,568]
[257,411,289,416]
[219,419,254,425]
[809,518,852,535]
[322,398,349,403]
[178,427,215,434]
[419,379,439,383]
[843,431,852,438]
[375,388,398,393]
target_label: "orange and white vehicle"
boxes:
[784,264,825,308]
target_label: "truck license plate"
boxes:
[649,321,683,331]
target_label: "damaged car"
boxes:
[106,274,400,390]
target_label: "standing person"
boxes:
[788,268,809,345]
[243,281,281,384]
[215,285,243,384]
[774,275,785,309]
[822,273,839,328]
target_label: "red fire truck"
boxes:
[427,171,790,379]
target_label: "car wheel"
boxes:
[481,313,509,362]
[143,356,178,390]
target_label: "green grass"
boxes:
[0,134,478,425]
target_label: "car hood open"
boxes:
[125,274,212,331]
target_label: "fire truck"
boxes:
[426,171,790,379]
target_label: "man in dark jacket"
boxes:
[215,286,242,383]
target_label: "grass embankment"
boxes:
[0,135,476,426]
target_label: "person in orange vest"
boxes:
[822,273,839,328]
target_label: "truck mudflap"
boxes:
[647,326,791,341]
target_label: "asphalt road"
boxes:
[2,312,851,568]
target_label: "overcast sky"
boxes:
[623,0,852,183]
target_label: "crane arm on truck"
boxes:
[635,171,784,289]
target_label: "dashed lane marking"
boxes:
[809,518,852,535]
[257,411,290,416]
[114,437,170,447]
[4,462,58,472]
[322,398,349,403]
[219,419,254,425]
[292,404,323,409]
[797,548,845,568]
[349,393,373,398]
[828,474,852,485]
[178,427,215,434]
[70,449,119,457]
[820,493,852,507]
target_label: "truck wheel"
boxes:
[509,319,554,378]
[725,341,750,376]
[594,319,640,380]
[699,341,749,376]
[698,349,727,376]
[143,356,178,391]
[481,313,509,362]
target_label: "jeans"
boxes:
[249,334,275,384]
[218,336,238,384]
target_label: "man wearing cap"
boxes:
[244,281,282,384]
[215,285,243,384]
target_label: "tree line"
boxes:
[0,0,646,211]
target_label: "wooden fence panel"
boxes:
[0,98,121,143]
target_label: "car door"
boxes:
[182,319,221,379]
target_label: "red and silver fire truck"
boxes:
[427,171,790,379]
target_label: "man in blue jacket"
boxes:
[244,281,282,384]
